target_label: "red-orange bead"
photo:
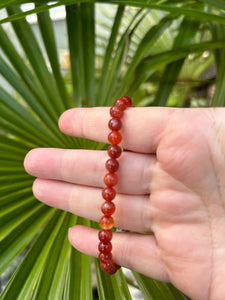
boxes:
[106,263,121,275]
[101,201,115,216]
[114,98,127,110]
[98,241,112,254]
[99,96,133,275]
[100,261,113,272]
[99,252,112,263]
[104,172,118,186]
[100,261,120,274]
[110,106,123,119]
[105,159,119,173]
[108,131,122,145]
[102,187,116,201]
[99,215,114,229]
[108,118,122,131]
[98,229,113,243]
[122,96,133,107]
[107,145,121,159]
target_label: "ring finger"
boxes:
[33,178,152,232]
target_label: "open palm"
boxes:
[24,107,225,300]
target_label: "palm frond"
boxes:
[0,2,225,299]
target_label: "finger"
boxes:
[32,178,152,232]
[24,148,155,194]
[58,107,175,153]
[68,225,168,282]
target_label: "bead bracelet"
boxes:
[98,96,134,275]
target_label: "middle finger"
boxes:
[24,148,156,194]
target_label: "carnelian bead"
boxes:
[105,159,119,173]
[100,261,121,274]
[114,98,127,110]
[108,131,122,145]
[98,229,113,243]
[122,96,133,107]
[99,215,114,229]
[102,187,116,201]
[98,241,112,254]
[99,252,112,263]
[100,261,113,272]
[110,106,123,119]
[104,173,118,186]
[107,145,121,159]
[101,201,115,216]
[107,263,121,275]
[108,118,122,131]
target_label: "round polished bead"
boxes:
[99,252,112,263]
[107,145,122,159]
[108,118,122,131]
[110,106,123,119]
[100,261,113,272]
[98,241,112,254]
[101,201,116,216]
[108,131,122,145]
[100,261,120,274]
[102,187,116,201]
[104,173,118,186]
[105,158,119,173]
[122,96,133,107]
[114,98,127,110]
[106,263,121,275]
[98,229,113,243]
[99,215,114,229]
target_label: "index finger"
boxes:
[58,107,175,153]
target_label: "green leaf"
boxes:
[36,6,72,110]
[116,15,172,97]
[127,40,225,97]
[32,213,72,300]
[80,3,95,107]
[0,204,52,274]
[201,0,225,10]
[133,272,186,300]
[66,3,95,107]
[211,23,225,106]
[154,17,200,106]
[95,259,116,300]
[80,218,93,300]
[0,210,67,299]
[7,6,66,115]
[1,1,225,26]
[110,269,132,300]
[96,5,125,105]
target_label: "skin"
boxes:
[24,107,225,300]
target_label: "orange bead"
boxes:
[104,173,118,186]
[107,263,121,275]
[99,252,112,263]
[122,96,133,107]
[98,229,113,243]
[107,145,121,159]
[99,215,114,229]
[108,131,122,145]
[108,118,122,131]
[102,187,116,201]
[110,105,123,118]
[99,96,133,275]
[101,201,115,216]
[98,241,112,254]
[105,158,119,173]
[114,98,127,110]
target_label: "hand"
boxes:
[24,107,225,300]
